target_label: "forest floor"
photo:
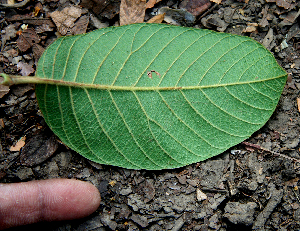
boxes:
[1,0,300,230]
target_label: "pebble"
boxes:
[224,202,257,226]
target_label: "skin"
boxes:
[0,179,101,230]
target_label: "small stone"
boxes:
[294,207,300,221]
[248,181,258,191]
[209,194,226,210]
[100,212,117,230]
[76,168,91,178]
[164,206,173,213]
[197,188,207,201]
[120,186,132,195]
[172,216,185,231]
[209,213,221,230]
[224,202,257,226]
[130,214,149,228]
[13,167,34,180]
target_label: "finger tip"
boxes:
[72,179,101,216]
[0,179,101,230]
[43,179,101,220]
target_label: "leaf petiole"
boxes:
[0,73,39,86]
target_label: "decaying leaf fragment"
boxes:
[10,136,26,152]
[20,132,58,167]
[210,0,222,4]
[179,0,211,17]
[266,0,296,10]
[158,7,195,27]
[1,24,17,50]
[120,0,146,25]
[16,28,40,52]
[147,13,165,24]
[0,84,9,98]
[80,0,120,19]
[50,6,82,35]
[17,61,35,76]
[242,23,258,33]
[145,0,160,9]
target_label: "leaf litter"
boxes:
[1,24,17,50]
[17,61,35,76]
[119,0,147,25]
[10,136,26,152]
[16,28,40,52]
[50,6,84,35]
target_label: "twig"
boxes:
[241,191,262,210]
[197,3,219,21]
[242,141,300,163]
[0,0,30,9]
[292,186,300,203]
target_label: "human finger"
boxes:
[0,178,101,230]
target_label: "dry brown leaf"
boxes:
[11,84,34,97]
[259,5,269,28]
[7,15,55,27]
[10,136,26,152]
[147,13,165,23]
[120,0,146,26]
[146,0,160,9]
[284,177,299,187]
[262,28,274,50]
[0,118,4,129]
[210,0,222,4]
[179,0,211,17]
[7,0,15,5]
[32,43,45,60]
[266,0,297,10]
[158,7,195,27]
[16,28,40,52]
[80,0,120,19]
[17,61,35,76]
[50,6,82,35]
[297,98,300,113]
[242,23,258,33]
[279,10,300,27]
[1,24,17,50]
[0,84,9,98]
[275,0,293,9]
[20,132,58,167]
[242,26,257,33]
[72,15,89,35]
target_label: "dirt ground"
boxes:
[1,0,300,230]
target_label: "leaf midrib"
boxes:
[20,74,286,91]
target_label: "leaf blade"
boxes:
[35,23,287,170]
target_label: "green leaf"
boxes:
[33,23,286,170]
